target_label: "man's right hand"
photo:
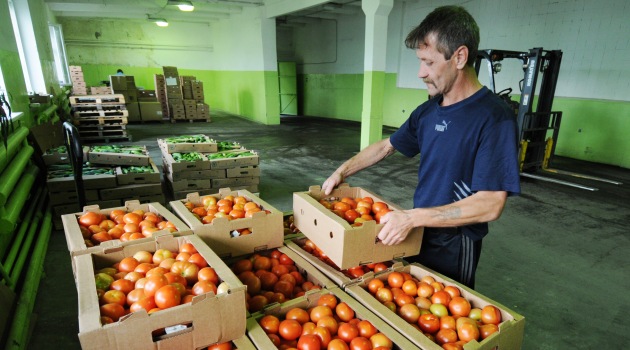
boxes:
[322,172,344,195]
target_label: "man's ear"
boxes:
[455,46,469,69]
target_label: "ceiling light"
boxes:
[147,15,169,27]
[168,0,195,11]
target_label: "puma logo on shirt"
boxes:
[435,120,451,132]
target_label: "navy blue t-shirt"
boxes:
[390,86,521,240]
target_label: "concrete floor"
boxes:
[27,112,630,349]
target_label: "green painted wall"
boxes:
[299,72,630,169]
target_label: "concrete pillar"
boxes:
[360,0,393,149]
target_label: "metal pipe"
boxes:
[5,207,52,350]
[0,126,29,174]
[0,145,34,207]
[0,186,44,264]
[0,164,40,235]
[4,188,46,289]
[37,104,58,124]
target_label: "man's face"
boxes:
[416,33,459,97]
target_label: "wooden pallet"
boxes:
[73,109,129,118]
[170,118,211,123]
[77,124,127,131]
[69,94,126,106]
[73,116,128,126]
[73,104,126,112]
[78,129,129,138]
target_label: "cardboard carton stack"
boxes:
[69,66,88,95]
[137,89,164,122]
[154,67,210,122]
[69,94,130,143]
[109,75,140,122]
[159,136,260,200]
[161,66,186,121]
[154,74,170,120]
[89,86,111,95]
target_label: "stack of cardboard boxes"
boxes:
[154,66,210,122]
[69,66,87,95]
[109,75,140,122]
[159,136,260,200]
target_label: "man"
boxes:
[322,5,520,288]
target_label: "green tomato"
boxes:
[429,303,449,318]
[94,272,114,291]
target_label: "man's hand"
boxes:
[377,210,416,245]
[322,172,344,196]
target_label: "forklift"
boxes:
[475,47,622,191]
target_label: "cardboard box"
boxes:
[169,187,218,201]
[53,200,123,218]
[169,189,283,258]
[61,200,191,256]
[30,120,65,156]
[90,86,112,95]
[208,151,259,170]
[74,234,247,350]
[47,172,118,192]
[162,152,210,173]
[284,237,400,288]
[126,102,141,122]
[109,75,127,91]
[211,176,259,189]
[88,145,150,167]
[135,193,166,205]
[345,263,525,350]
[164,168,225,182]
[49,189,99,206]
[139,102,163,121]
[246,287,418,349]
[226,165,260,178]
[158,137,217,154]
[115,159,161,185]
[292,184,424,270]
[168,179,212,192]
[98,183,163,201]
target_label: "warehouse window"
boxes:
[49,24,71,86]
[8,0,46,94]
[0,66,10,116]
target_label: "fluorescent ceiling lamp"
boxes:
[147,16,169,26]
[168,0,194,11]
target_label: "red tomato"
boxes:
[278,319,302,341]
[337,322,359,343]
[357,319,378,338]
[110,279,135,295]
[311,326,332,348]
[481,305,502,325]
[431,290,452,306]
[456,317,480,342]
[99,303,125,321]
[435,328,458,345]
[309,305,333,323]
[349,336,373,350]
[192,280,217,296]
[418,313,440,334]
[449,296,471,317]
[398,303,421,324]
[479,323,500,339]
[297,334,321,350]
[286,307,310,324]
[259,314,280,334]
[143,274,168,297]
[387,272,404,289]
[207,342,232,350]
[317,294,338,309]
[327,339,350,350]
[335,302,355,322]
[79,211,103,227]
[369,333,393,349]
[154,284,181,309]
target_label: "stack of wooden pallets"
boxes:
[69,94,132,143]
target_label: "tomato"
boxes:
[110,279,135,294]
[327,339,350,350]
[295,334,320,350]
[109,209,126,221]
[126,288,147,306]
[369,333,393,349]
[171,261,200,284]
[317,294,338,309]
[399,303,421,324]
[349,336,372,350]
[248,295,269,312]
[188,253,208,269]
[278,319,302,341]
[337,322,359,343]
[192,280,217,296]
[301,321,317,336]
[374,287,393,304]
[94,272,114,290]
[443,285,461,298]
[356,319,378,338]
[335,302,355,322]
[132,250,153,264]
[347,266,365,279]
[311,326,332,348]
[129,297,156,313]
[430,290,452,306]
[442,343,464,350]
[429,303,449,318]
[123,212,142,225]
[448,296,471,317]
[278,253,294,266]
[197,267,219,285]
[417,282,434,298]
[273,280,294,299]
[206,342,233,350]
[100,303,125,321]
[267,333,281,347]
[479,323,499,339]
[468,307,482,321]
[79,212,103,227]
[309,305,333,323]
[481,305,502,325]
[435,328,458,345]
[153,249,175,265]
[456,317,480,342]
[418,313,440,334]
[401,279,418,296]
[154,284,181,309]
[343,209,360,224]
[372,263,389,273]
[143,274,169,297]
[101,290,126,306]
[367,278,385,295]
[259,314,280,334]
[118,257,140,273]
[91,232,112,245]
[286,307,310,324]
[440,315,457,330]
[387,272,404,289]
[316,315,338,335]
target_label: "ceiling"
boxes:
[44,0,364,25]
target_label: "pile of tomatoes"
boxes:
[364,271,502,349]
[230,249,323,313]
[257,293,394,350]
[318,196,392,226]
[284,214,301,236]
[297,238,393,279]
[95,242,226,325]
[77,208,179,247]
[185,194,268,224]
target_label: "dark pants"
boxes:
[404,228,483,289]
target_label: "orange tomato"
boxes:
[387,271,405,289]
[154,284,181,309]
[100,303,125,321]
[278,319,302,341]
[122,212,142,225]
[79,211,103,227]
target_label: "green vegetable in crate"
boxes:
[172,152,204,162]
[121,165,155,174]
[47,164,114,178]
[164,135,208,143]
[45,145,67,154]
[206,150,255,159]
[90,145,145,155]
[216,141,241,151]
